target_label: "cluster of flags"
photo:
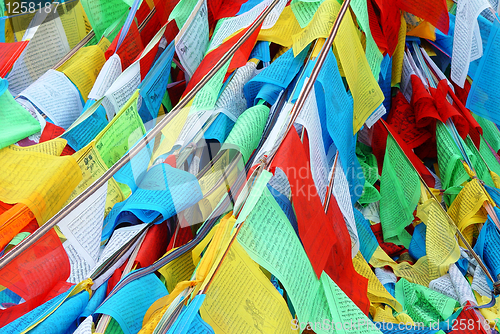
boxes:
[3,0,500,333]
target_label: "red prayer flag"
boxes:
[386,91,432,150]
[325,196,370,315]
[270,129,336,278]
[153,0,180,25]
[0,41,29,78]
[183,20,262,98]
[372,119,435,187]
[39,123,76,156]
[106,23,145,70]
[166,224,193,251]
[398,0,449,34]
[134,220,171,268]
[0,228,70,326]
[371,0,401,56]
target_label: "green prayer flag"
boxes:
[221,104,270,163]
[379,135,420,247]
[80,0,130,39]
[356,142,380,204]
[395,278,459,327]
[436,122,471,190]
[169,0,199,30]
[0,83,41,149]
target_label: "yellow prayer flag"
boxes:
[391,15,407,87]
[151,99,193,162]
[334,6,385,133]
[67,141,125,216]
[448,179,489,246]
[6,138,67,156]
[353,252,403,313]
[370,198,461,286]
[158,248,196,293]
[199,241,294,334]
[291,0,339,57]
[57,44,107,101]
[0,146,82,223]
[57,2,88,48]
[258,6,302,48]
